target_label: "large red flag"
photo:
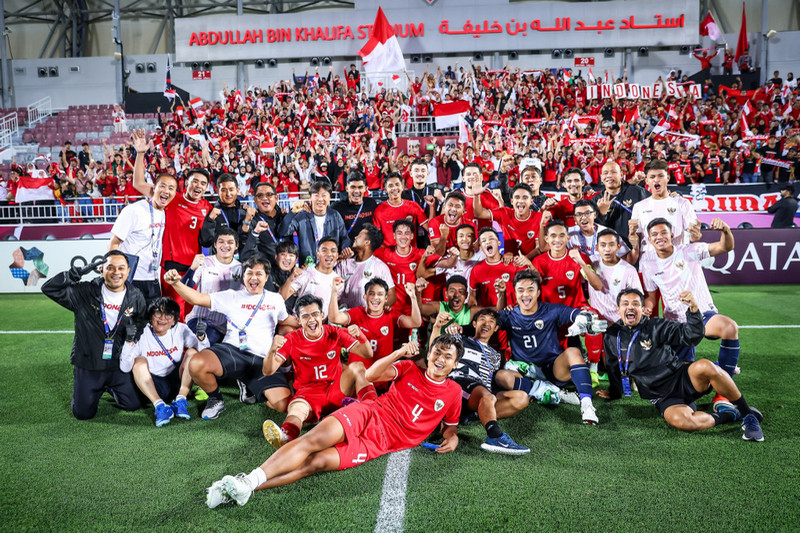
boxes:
[734,3,748,63]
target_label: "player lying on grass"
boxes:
[205,334,464,508]
[493,269,607,424]
[597,289,763,441]
[430,309,530,455]
[120,297,209,427]
[163,255,297,420]
[261,294,373,449]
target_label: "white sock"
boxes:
[175,395,186,401]
[589,363,598,373]
[153,399,165,408]
[247,468,267,489]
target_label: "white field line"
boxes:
[374,449,412,533]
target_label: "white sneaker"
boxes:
[580,397,599,425]
[201,397,225,420]
[237,380,256,404]
[559,390,581,406]
[221,474,254,506]
[206,479,231,508]
[263,419,289,450]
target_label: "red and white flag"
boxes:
[182,129,204,142]
[587,68,596,84]
[781,101,792,117]
[624,105,640,123]
[652,118,671,136]
[260,139,275,154]
[358,7,406,86]
[740,113,752,136]
[189,97,203,109]
[15,175,55,203]
[163,56,177,100]
[234,90,244,105]
[742,100,754,116]
[432,100,470,129]
[667,104,679,121]
[735,2,748,63]
[458,115,470,144]
[699,12,722,41]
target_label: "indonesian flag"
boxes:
[234,90,244,105]
[432,100,470,129]
[260,139,275,154]
[189,97,203,109]
[458,115,470,144]
[667,104,679,121]
[781,101,792,117]
[652,118,671,136]
[16,175,55,203]
[700,12,722,41]
[740,113,752,136]
[163,56,177,100]
[175,106,184,116]
[735,2,748,63]
[183,128,204,142]
[587,68,596,84]
[742,100,754,116]
[624,106,640,123]
[400,104,413,123]
[358,7,406,86]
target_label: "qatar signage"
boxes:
[175,0,698,62]
[701,229,800,285]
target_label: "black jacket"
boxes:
[595,182,650,247]
[604,309,704,400]
[199,200,248,247]
[240,208,285,266]
[42,272,146,372]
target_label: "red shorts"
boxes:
[291,380,347,423]
[331,401,390,471]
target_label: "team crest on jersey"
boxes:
[501,273,510,282]
[623,199,633,207]
[613,277,621,286]
[363,271,372,278]
[123,307,134,317]
[201,209,208,216]
[566,270,575,280]
[327,350,337,359]
[675,260,685,270]
[534,320,544,329]
[434,399,444,412]
[527,231,535,239]
[380,326,389,335]
[667,206,677,215]
[409,263,417,271]
[232,272,241,281]
[639,339,652,350]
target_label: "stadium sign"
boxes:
[175,0,698,62]
[701,229,800,285]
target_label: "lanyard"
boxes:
[149,325,179,365]
[228,290,266,332]
[348,201,365,233]
[612,197,632,214]
[149,201,163,259]
[475,340,494,374]
[313,214,325,246]
[256,213,277,242]
[100,299,124,340]
[616,330,641,377]
[219,207,241,228]
[577,228,598,255]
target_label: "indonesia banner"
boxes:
[432,100,470,129]
[587,82,700,100]
[15,175,55,203]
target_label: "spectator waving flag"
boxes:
[432,100,470,129]
[16,174,55,203]
[189,97,203,110]
[358,7,406,89]
[699,12,722,41]
[164,56,177,100]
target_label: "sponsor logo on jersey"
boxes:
[434,399,444,412]
[527,230,535,239]
[501,273,510,282]
[639,339,652,350]
[407,383,419,392]
[240,304,275,311]
[300,356,312,360]
[327,350,337,359]
[566,270,575,280]
[534,320,544,329]
[380,326,389,336]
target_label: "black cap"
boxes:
[779,183,795,194]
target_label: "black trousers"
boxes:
[72,366,142,420]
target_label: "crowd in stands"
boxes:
[1,62,799,223]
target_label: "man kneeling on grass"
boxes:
[597,289,764,441]
[205,335,464,508]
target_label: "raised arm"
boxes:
[327,278,351,326]
[131,129,154,197]
[706,217,734,257]
[163,269,212,308]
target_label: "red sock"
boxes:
[357,384,377,402]
[585,333,603,365]
[281,421,300,441]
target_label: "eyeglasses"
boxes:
[255,192,275,198]
[574,211,595,218]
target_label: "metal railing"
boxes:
[395,116,458,138]
[26,97,53,126]
[0,112,18,150]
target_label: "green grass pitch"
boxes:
[1,286,799,532]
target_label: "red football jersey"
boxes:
[162,195,213,268]
[428,215,474,250]
[373,200,427,247]
[346,307,401,367]
[531,251,589,308]
[468,259,521,307]
[276,325,357,388]
[493,207,543,256]
[373,246,425,314]
[374,360,461,451]
[549,197,579,228]
[462,190,500,230]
